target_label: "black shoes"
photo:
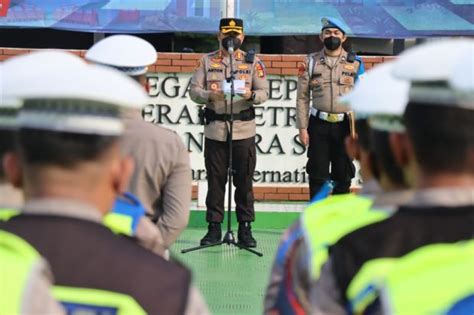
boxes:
[200,222,222,245]
[238,222,257,248]
[200,222,257,248]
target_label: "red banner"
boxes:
[0,0,10,17]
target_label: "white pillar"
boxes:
[226,0,235,18]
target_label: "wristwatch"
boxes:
[250,92,256,101]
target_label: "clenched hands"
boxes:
[299,129,309,146]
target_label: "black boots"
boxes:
[238,222,257,248]
[200,222,256,247]
[200,222,222,245]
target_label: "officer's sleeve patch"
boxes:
[355,56,365,82]
[298,62,307,77]
[255,61,266,78]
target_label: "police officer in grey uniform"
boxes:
[296,17,365,198]
[86,36,192,254]
[190,18,269,247]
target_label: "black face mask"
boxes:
[323,36,342,51]
[222,36,242,52]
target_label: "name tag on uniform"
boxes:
[340,76,354,85]
[62,302,118,315]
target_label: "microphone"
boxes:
[223,37,235,54]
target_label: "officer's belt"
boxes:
[206,107,255,122]
[310,107,345,123]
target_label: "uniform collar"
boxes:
[319,49,348,66]
[0,183,24,209]
[372,189,415,210]
[214,50,227,66]
[217,49,245,65]
[22,198,104,223]
[404,186,474,208]
[235,50,244,61]
[359,178,383,196]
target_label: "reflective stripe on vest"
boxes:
[0,212,147,314]
[347,258,398,314]
[104,192,147,237]
[0,206,136,237]
[103,213,134,236]
[0,230,41,314]
[382,241,474,315]
[301,194,389,280]
[54,286,146,315]
[0,208,20,221]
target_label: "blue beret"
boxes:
[321,17,346,34]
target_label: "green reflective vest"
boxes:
[382,241,474,315]
[0,208,20,221]
[347,258,398,313]
[0,230,43,314]
[103,212,134,236]
[301,194,390,281]
[0,207,133,237]
[0,209,145,314]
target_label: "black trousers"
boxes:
[204,136,256,223]
[306,115,355,198]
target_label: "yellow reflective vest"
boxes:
[0,230,47,314]
[301,194,390,281]
[0,209,146,314]
[382,241,474,315]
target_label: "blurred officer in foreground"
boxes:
[0,53,209,314]
[1,51,86,212]
[312,39,474,314]
[0,63,65,315]
[190,18,269,247]
[378,44,474,315]
[1,50,166,262]
[296,17,365,198]
[264,62,412,314]
[86,35,192,255]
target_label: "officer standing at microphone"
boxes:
[190,18,269,247]
[296,17,365,198]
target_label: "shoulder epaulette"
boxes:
[206,50,222,58]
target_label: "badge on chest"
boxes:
[208,81,221,91]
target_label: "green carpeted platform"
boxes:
[170,228,285,315]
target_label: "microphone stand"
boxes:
[182,46,262,257]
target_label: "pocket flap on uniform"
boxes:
[339,76,354,85]
[309,76,321,87]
